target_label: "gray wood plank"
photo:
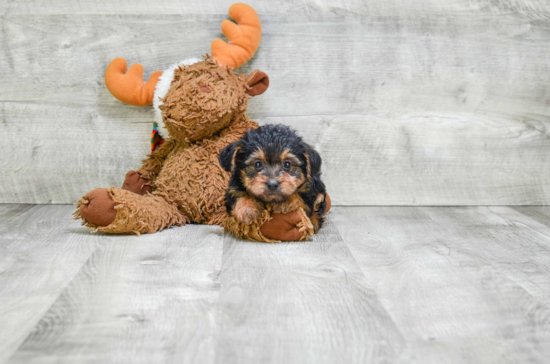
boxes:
[0,102,152,204]
[331,206,550,364]
[6,221,224,364]
[272,113,550,205]
[0,205,98,364]
[1,0,549,19]
[512,206,550,228]
[2,12,550,205]
[3,104,550,205]
[2,204,550,363]
[3,14,549,115]
[215,219,404,364]
[441,206,550,303]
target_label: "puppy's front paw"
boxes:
[233,197,263,225]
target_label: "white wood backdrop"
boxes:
[1,0,550,205]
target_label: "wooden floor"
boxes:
[1,205,549,363]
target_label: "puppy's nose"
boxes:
[266,179,280,191]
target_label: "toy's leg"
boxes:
[225,208,313,243]
[258,209,313,242]
[74,187,187,235]
[225,209,275,243]
[121,170,152,195]
[259,193,331,242]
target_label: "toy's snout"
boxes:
[199,84,212,93]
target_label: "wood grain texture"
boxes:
[1,0,549,18]
[512,205,550,227]
[215,218,404,364]
[272,113,550,205]
[2,204,550,362]
[1,1,550,204]
[331,206,550,364]
[7,217,225,364]
[0,205,98,363]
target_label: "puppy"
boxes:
[219,124,327,235]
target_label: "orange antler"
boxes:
[105,58,162,106]
[211,3,262,69]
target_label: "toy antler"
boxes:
[104,58,162,106]
[211,3,262,69]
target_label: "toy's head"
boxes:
[160,57,268,142]
[219,124,322,203]
[103,3,269,144]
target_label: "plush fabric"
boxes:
[104,58,162,106]
[153,57,202,138]
[211,3,262,69]
[75,188,117,227]
[75,59,292,240]
[151,122,165,152]
[121,171,152,195]
[258,195,331,241]
[75,187,187,235]
[74,3,329,242]
[226,204,314,243]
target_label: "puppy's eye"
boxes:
[283,161,291,170]
[254,161,263,170]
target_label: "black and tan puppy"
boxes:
[219,124,327,235]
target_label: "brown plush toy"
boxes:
[74,3,330,242]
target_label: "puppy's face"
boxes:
[219,124,322,204]
[240,147,306,203]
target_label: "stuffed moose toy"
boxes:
[74,3,330,242]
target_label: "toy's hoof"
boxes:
[122,170,152,195]
[325,193,331,213]
[79,189,117,226]
[260,210,304,241]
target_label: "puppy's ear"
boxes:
[303,144,322,179]
[219,141,241,172]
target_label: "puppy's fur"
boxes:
[219,124,327,233]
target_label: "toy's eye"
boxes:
[255,161,263,170]
[283,161,291,170]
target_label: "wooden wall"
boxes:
[1,0,549,205]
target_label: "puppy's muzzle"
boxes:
[266,179,280,191]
